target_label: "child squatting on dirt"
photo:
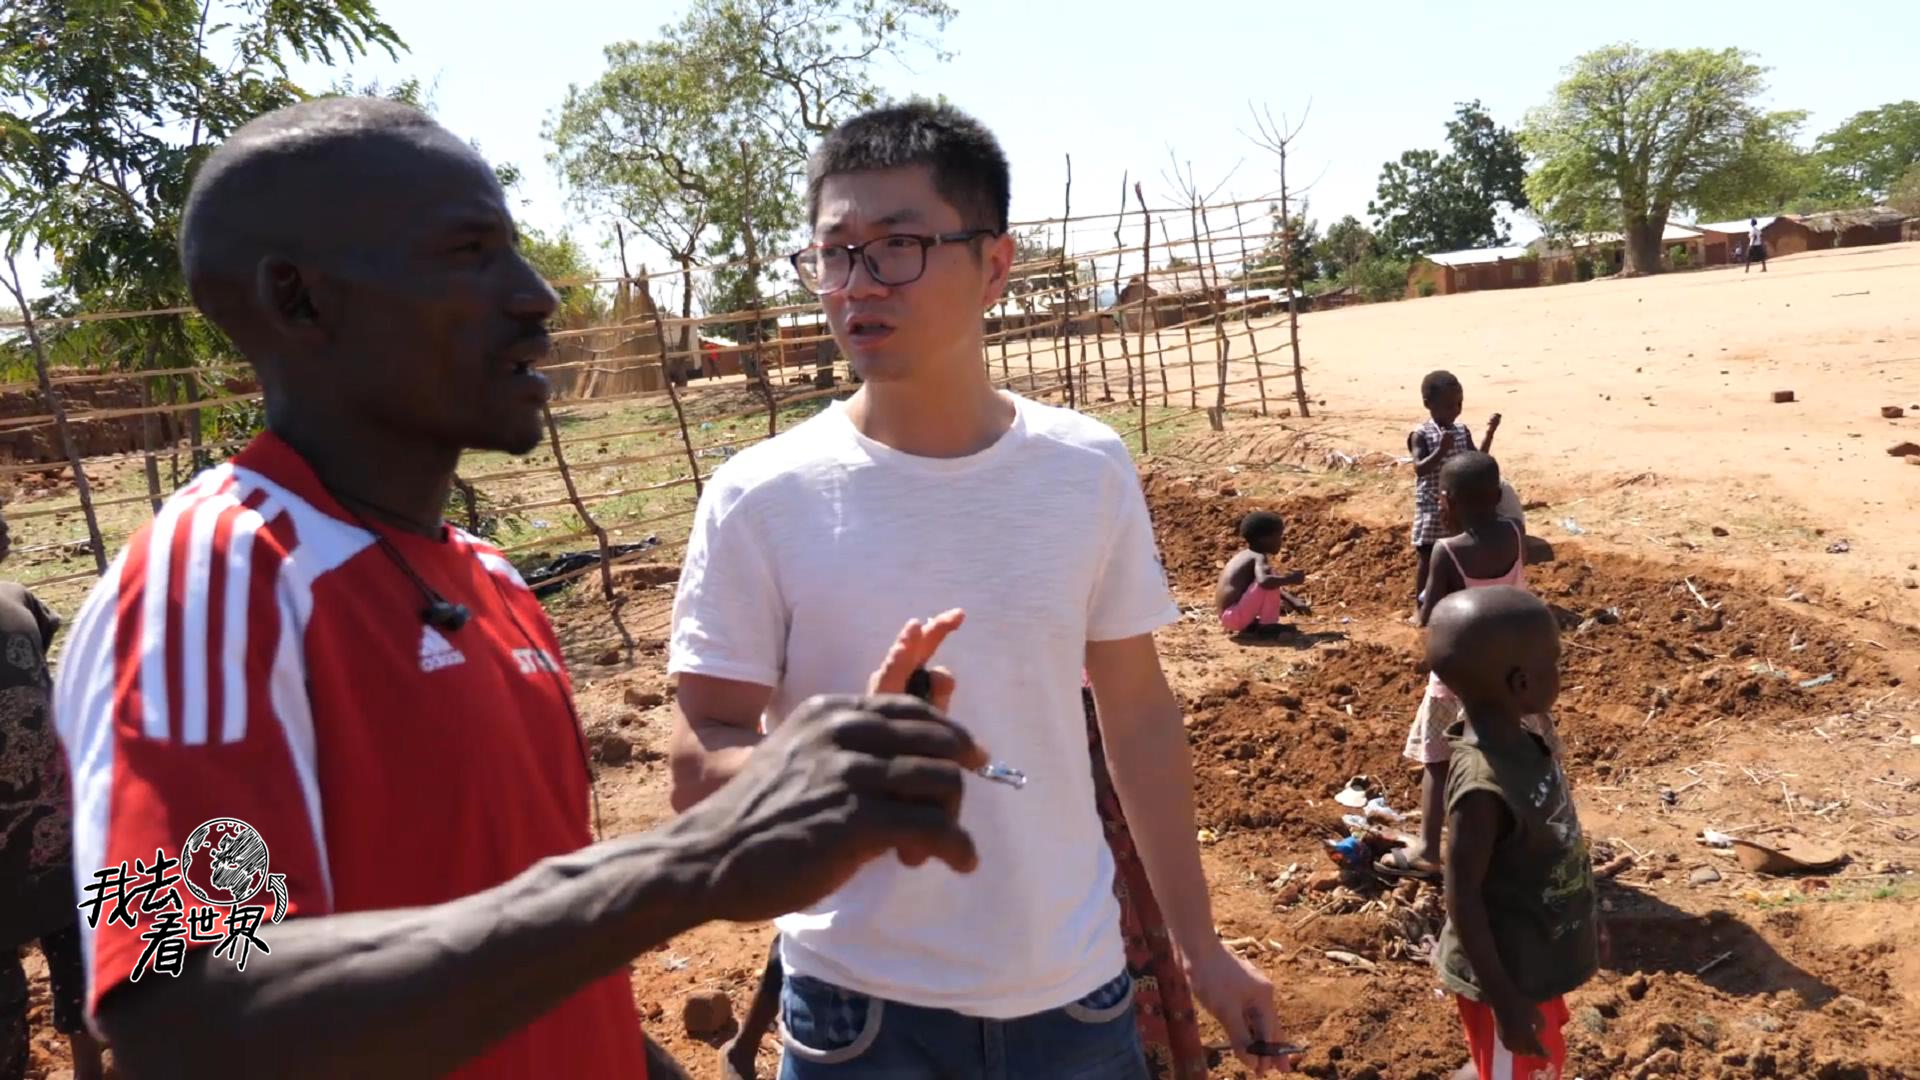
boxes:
[1216,511,1309,637]
[1380,452,1560,881]
[1427,586,1598,1080]
[1409,369,1500,605]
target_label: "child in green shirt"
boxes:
[1426,586,1598,1080]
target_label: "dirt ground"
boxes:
[1027,242,1920,627]
[17,247,1920,1079]
[543,465,1915,1080]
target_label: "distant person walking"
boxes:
[1745,218,1768,274]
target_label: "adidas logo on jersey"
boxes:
[419,626,467,673]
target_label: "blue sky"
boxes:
[291,0,1915,274]
[15,0,1905,303]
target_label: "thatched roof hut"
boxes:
[1796,207,1911,249]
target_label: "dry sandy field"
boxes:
[19,245,1920,1079]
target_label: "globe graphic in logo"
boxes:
[181,818,274,908]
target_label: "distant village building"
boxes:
[1532,224,1705,279]
[1404,246,1537,298]
[1694,216,1820,263]
[1797,207,1910,249]
[1111,268,1228,332]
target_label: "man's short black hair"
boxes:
[806,101,1011,234]
[1440,451,1501,509]
[180,96,455,283]
[1239,511,1284,544]
[1421,369,1462,404]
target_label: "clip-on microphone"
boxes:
[423,597,471,632]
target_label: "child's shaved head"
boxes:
[1238,511,1284,546]
[1440,451,1502,512]
[1421,370,1462,404]
[1427,586,1561,716]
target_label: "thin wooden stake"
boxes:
[1132,182,1153,452]
[1110,175,1137,403]
[1135,183,1170,406]
[3,254,106,574]
[1087,257,1113,403]
[541,402,634,658]
[642,270,706,499]
[737,141,781,434]
[1248,101,1314,417]
[1232,203,1270,417]
[1159,217,1200,410]
[1058,154,1075,409]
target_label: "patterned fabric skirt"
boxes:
[1084,689,1210,1080]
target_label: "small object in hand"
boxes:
[906,667,934,700]
[907,666,1025,790]
[976,762,1028,789]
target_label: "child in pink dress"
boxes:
[1379,453,1560,880]
[1215,511,1308,636]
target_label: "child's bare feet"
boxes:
[1375,846,1443,881]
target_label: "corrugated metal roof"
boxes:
[1423,246,1532,267]
[1126,268,1222,295]
[1567,224,1703,247]
[1697,217,1778,235]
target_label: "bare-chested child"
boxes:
[1426,586,1598,1080]
[1379,453,1559,881]
[1215,511,1308,637]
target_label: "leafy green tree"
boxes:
[1313,214,1378,281]
[1370,150,1486,255]
[1890,163,1920,217]
[1238,203,1317,288]
[1445,100,1530,212]
[547,0,954,352]
[1812,101,1920,204]
[1690,111,1823,220]
[518,226,605,323]
[1522,44,1784,275]
[1369,102,1526,256]
[0,0,402,469]
[1343,256,1411,303]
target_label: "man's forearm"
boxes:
[1098,702,1218,955]
[668,724,761,811]
[101,829,713,1080]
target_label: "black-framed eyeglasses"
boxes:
[788,230,999,295]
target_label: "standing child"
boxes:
[1425,586,1598,1080]
[1380,453,1558,881]
[1408,370,1499,605]
[1216,511,1308,637]
[0,508,104,1080]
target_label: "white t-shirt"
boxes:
[1749,223,1764,246]
[667,391,1179,1018]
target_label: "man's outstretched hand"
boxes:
[668,609,982,924]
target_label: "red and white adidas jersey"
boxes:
[52,432,649,1079]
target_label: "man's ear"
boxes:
[979,231,1015,309]
[253,256,328,345]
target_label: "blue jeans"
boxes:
[776,969,1151,1080]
